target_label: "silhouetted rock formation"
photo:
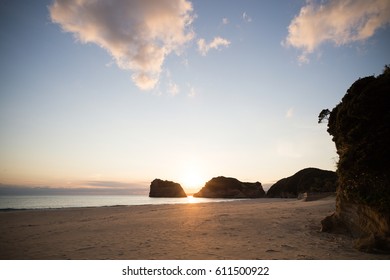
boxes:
[193,176,265,198]
[320,66,390,253]
[266,168,337,198]
[149,179,187,197]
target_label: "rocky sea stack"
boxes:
[149,179,187,197]
[266,168,337,198]
[320,67,390,253]
[194,176,265,198]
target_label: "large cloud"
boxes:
[49,0,194,90]
[284,0,390,63]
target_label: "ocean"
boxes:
[0,195,238,210]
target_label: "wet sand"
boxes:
[1,197,389,259]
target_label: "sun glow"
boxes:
[181,172,205,189]
[180,165,207,194]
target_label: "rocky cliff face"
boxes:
[193,176,265,198]
[149,179,187,197]
[321,67,390,253]
[266,168,337,198]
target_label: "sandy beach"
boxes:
[0,197,389,260]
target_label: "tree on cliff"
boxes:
[320,65,390,253]
[318,109,331,123]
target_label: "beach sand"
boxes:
[0,197,389,260]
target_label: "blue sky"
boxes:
[1,0,389,194]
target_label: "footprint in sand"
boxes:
[280,244,295,250]
[265,249,280,253]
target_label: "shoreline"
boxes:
[0,197,284,211]
[0,195,252,211]
[1,197,389,260]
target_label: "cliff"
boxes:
[320,66,390,253]
[149,179,187,197]
[266,168,337,198]
[193,176,265,198]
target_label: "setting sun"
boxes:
[180,168,207,193]
[182,172,204,188]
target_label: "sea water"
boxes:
[0,195,238,210]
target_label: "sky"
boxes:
[1,0,389,195]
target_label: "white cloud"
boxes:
[188,86,196,98]
[49,0,194,91]
[165,70,180,96]
[167,81,180,96]
[197,36,231,56]
[284,0,390,62]
[242,12,252,23]
[286,107,294,119]
[222,18,229,25]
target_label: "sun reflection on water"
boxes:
[186,195,197,203]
